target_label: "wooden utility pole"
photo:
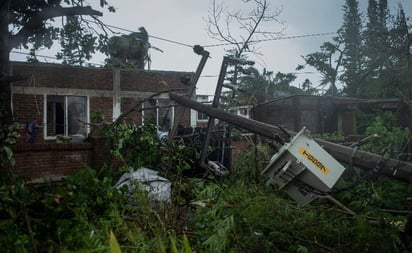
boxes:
[169,92,412,183]
[168,45,209,143]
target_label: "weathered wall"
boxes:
[13,142,93,181]
[12,136,120,182]
[254,95,410,136]
[254,96,336,134]
[9,62,194,180]
[11,62,192,134]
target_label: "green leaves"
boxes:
[361,115,409,157]
[109,230,122,253]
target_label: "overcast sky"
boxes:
[11,0,412,95]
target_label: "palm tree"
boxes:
[237,68,299,105]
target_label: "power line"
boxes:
[87,19,336,50]
[10,50,104,66]
[10,18,337,69]
[11,51,57,60]
[202,32,337,48]
[86,20,193,48]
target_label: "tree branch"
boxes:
[113,88,186,125]
[10,6,102,49]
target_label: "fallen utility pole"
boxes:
[168,45,210,143]
[169,92,412,183]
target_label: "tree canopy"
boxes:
[300,0,411,99]
[0,0,114,126]
[102,27,151,69]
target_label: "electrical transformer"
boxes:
[262,127,346,205]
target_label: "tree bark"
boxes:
[0,3,104,128]
[0,0,12,126]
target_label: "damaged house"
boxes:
[253,95,412,137]
[10,62,194,181]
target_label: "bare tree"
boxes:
[206,0,285,58]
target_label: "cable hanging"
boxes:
[85,19,193,48]
[202,32,337,48]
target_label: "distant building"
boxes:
[253,95,411,136]
[228,105,253,119]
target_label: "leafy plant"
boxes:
[361,114,409,158]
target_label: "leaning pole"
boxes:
[169,92,412,183]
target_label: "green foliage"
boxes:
[56,16,97,66]
[90,111,105,124]
[189,178,404,252]
[109,230,122,253]
[231,142,274,183]
[189,144,407,252]
[315,131,345,142]
[0,123,20,184]
[2,106,412,252]
[8,0,115,62]
[103,120,194,176]
[301,2,411,99]
[341,0,363,97]
[237,68,300,105]
[104,121,160,170]
[0,163,197,252]
[361,114,409,158]
[301,34,345,96]
[103,28,150,69]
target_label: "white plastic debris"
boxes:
[207,160,229,177]
[114,167,171,203]
[157,130,169,144]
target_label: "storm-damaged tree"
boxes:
[237,68,300,105]
[205,0,285,106]
[55,15,99,66]
[102,27,153,69]
[236,68,275,105]
[300,33,345,96]
[0,0,114,141]
[0,0,114,126]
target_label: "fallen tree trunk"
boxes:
[169,92,412,183]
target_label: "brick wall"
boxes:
[10,62,194,180]
[90,97,113,122]
[120,69,187,91]
[12,136,120,182]
[11,63,113,90]
[120,97,143,123]
[13,142,93,181]
[11,62,193,128]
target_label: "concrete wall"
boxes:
[254,95,410,136]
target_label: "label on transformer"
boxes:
[299,147,330,175]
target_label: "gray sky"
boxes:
[11,0,412,95]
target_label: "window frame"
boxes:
[43,94,90,140]
[197,111,209,121]
[142,99,174,131]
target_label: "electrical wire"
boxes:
[86,18,337,49]
[85,19,193,48]
[11,51,57,60]
[202,32,337,48]
[11,19,337,67]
